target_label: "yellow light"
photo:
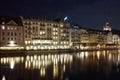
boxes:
[40,67,46,77]
[26,56,30,61]
[60,24,63,27]
[2,75,6,80]
[97,51,100,60]
[25,41,27,44]
[10,60,15,69]
[53,64,58,78]
[26,46,30,50]
[8,41,16,46]
[34,55,37,60]
[3,58,6,64]
[2,25,5,30]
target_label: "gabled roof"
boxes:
[0,16,23,26]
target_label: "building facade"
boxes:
[0,16,24,49]
[70,25,80,49]
[20,17,70,50]
[0,16,119,50]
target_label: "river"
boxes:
[0,50,120,80]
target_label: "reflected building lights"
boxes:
[63,64,66,72]
[1,57,24,65]
[1,50,120,80]
[1,53,73,78]
[53,64,58,78]
[108,53,112,60]
[80,52,85,59]
[10,60,15,69]
[24,54,73,70]
[40,67,46,77]
[2,75,6,80]
[97,51,100,60]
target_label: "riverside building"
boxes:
[0,16,24,50]
[0,16,120,50]
[20,17,70,50]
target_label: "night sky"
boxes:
[0,0,120,29]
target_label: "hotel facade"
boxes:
[0,16,120,50]
[20,16,70,50]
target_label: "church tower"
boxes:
[103,22,111,31]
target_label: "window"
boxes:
[2,32,4,35]
[2,37,5,40]
[7,32,9,35]
[1,25,5,30]
[11,32,13,36]
[14,27,17,30]
[25,35,27,38]
[7,27,10,30]
[2,22,5,24]
[15,33,17,36]
[11,38,13,40]
[11,27,13,30]
[25,30,27,33]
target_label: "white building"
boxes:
[0,16,24,50]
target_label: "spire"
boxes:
[103,22,111,31]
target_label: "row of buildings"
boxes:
[0,16,120,50]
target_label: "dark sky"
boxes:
[0,0,120,29]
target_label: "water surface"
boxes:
[1,50,120,80]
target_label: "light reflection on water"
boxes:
[1,50,120,80]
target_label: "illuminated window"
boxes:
[53,28,55,31]
[25,41,27,44]
[1,25,5,30]
[11,27,13,30]
[61,30,63,32]
[7,27,10,30]
[43,31,45,34]
[14,27,17,30]
[56,32,58,35]
[40,32,42,35]
[2,22,5,24]
[60,24,63,27]
[53,32,55,35]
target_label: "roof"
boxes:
[21,16,70,24]
[0,16,23,26]
[111,29,120,36]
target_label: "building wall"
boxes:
[0,16,119,50]
[80,29,89,43]
[0,17,24,48]
[112,34,119,44]
[20,17,70,50]
[69,26,80,49]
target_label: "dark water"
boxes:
[1,50,120,80]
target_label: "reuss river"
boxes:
[1,50,120,80]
